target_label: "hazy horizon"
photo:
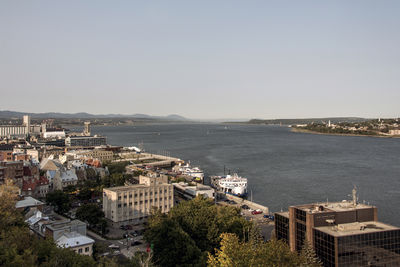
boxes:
[1,1,399,119]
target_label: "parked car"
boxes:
[263,214,275,220]
[251,209,263,215]
[123,233,129,238]
[125,225,132,230]
[119,225,126,230]
[241,205,250,210]
[228,200,236,205]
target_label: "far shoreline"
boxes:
[290,127,400,139]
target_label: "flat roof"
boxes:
[173,183,213,191]
[56,232,94,248]
[315,221,400,237]
[292,201,375,214]
[15,196,44,209]
[104,184,170,192]
[46,219,86,230]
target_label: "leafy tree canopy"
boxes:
[45,190,71,213]
[145,196,252,266]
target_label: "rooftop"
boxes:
[56,232,94,248]
[15,196,44,209]
[315,221,399,237]
[46,219,86,231]
[173,182,214,191]
[292,201,375,214]
[104,183,170,192]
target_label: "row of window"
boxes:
[75,246,90,254]
[120,205,170,215]
[118,190,171,199]
[117,197,172,207]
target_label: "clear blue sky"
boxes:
[1,1,399,119]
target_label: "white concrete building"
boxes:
[103,174,174,225]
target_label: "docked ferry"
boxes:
[173,162,204,182]
[210,174,248,197]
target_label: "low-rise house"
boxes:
[53,169,78,190]
[15,196,44,212]
[25,211,94,256]
[56,232,94,256]
[21,176,49,198]
[0,161,24,185]
[40,157,63,172]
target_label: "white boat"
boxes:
[210,174,247,197]
[173,163,204,182]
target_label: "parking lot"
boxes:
[217,199,275,240]
[87,224,148,259]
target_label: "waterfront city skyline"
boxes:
[1,1,400,119]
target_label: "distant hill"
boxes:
[0,110,189,121]
[246,117,370,125]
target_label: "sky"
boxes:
[0,1,399,120]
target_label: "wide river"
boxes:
[91,124,400,225]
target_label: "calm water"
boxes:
[91,124,400,225]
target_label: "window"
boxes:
[118,196,121,200]
[118,204,121,208]
[85,247,89,252]
[78,248,83,254]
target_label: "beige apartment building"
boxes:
[80,149,113,162]
[67,149,113,163]
[103,174,173,225]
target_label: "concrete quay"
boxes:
[221,194,269,214]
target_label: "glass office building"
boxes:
[275,198,400,266]
[315,222,400,266]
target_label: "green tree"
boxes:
[300,240,322,267]
[145,196,252,266]
[208,233,306,267]
[46,190,71,213]
[78,187,93,201]
[0,182,97,267]
[76,204,105,227]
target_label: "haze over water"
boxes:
[92,124,400,225]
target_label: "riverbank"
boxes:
[291,127,400,138]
